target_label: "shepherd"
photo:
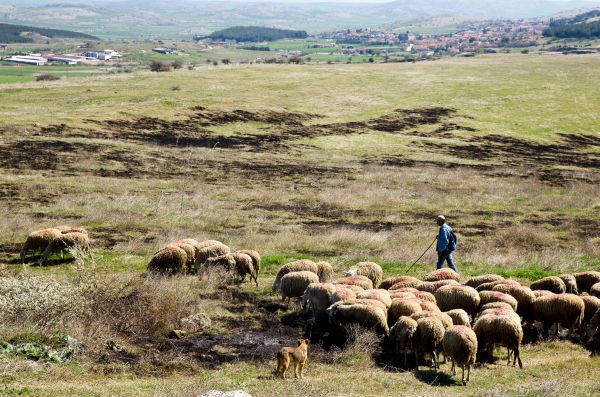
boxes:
[435,215,458,274]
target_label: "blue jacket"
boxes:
[437,224,453,252]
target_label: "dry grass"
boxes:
[0,53,599,395]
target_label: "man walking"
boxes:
[435,215,458,273]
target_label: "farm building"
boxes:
[4,55,47,65]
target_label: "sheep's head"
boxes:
[42,248,51,261]
[300,293,309,309]
[344,269,357,277]
[271,281,278,293]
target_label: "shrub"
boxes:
[369,57,374,63]
[221,58,231,65]
[171,85,181,91]
[288,56,303,64]
[171,60,182,69]
[521,49,530,54]
[212,60,218,66]
[188,65,193,70]
[36,74,59,81]
[149,60,171,72]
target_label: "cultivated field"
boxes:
[0,52,599,396]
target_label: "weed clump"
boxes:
[36,74,60,81]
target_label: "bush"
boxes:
[188,65,194,70]
[171,85,181,91]
[288,56,303,64]
[171,60,182,69]
[368,57,374,63]
[36,74,60,82]
[521,49,530,54]
[212,60,218,66]
[221,58,231,65]
[149,60,171,72]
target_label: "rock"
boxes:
[182,312,211,332]
[200,391,252,397]
[169,329,187,339]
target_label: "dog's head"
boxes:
[297,339,310,347]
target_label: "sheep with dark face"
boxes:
[194,243,230,273]
[390,316,419,365]
[443,325,477,385]
[416,316,445,369]
[344,262,383,288]
[21,228,62,263]
[581,296,600,329]
[591,283,600,299]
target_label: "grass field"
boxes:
[0,52,599,395]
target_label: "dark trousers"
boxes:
[437,250,459,273]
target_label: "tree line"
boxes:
[543,19,600,38]
[549,10,600,28]
[208,26,307,43]
[0,23,100,44]
[239,46,271,51]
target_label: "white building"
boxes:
[5,56,47,65]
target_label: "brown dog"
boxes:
[275,339,309,380]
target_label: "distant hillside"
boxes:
[367,0,600,19]
[543,10,600,37]
[0,23,100,43]
[208,26,307,42]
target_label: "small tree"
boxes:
[305,57,312,62]
[288,56,303,64]
[212,60,218,66]
[149,60,171,72]
[521,49,529,54]
[368,57,374,63]
[221,58,231,65]
[171,60,182,69]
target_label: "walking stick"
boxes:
[405,237,437,274]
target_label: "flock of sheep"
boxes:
[19,228,600,385]
[20,226,89,263]
[271,260,600,385]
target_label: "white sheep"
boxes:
[148,246,188,273]
[272,260,318,293]
[443,325,477,385]
[416,316,445,369]
[20,228,62,263]
[331,303,389,336]
[43,232,90,260]
[435,285,480,318]
[279,271,319,306]
[344,262,383,288]
[445,309,471,327]
[473,313,523,368]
